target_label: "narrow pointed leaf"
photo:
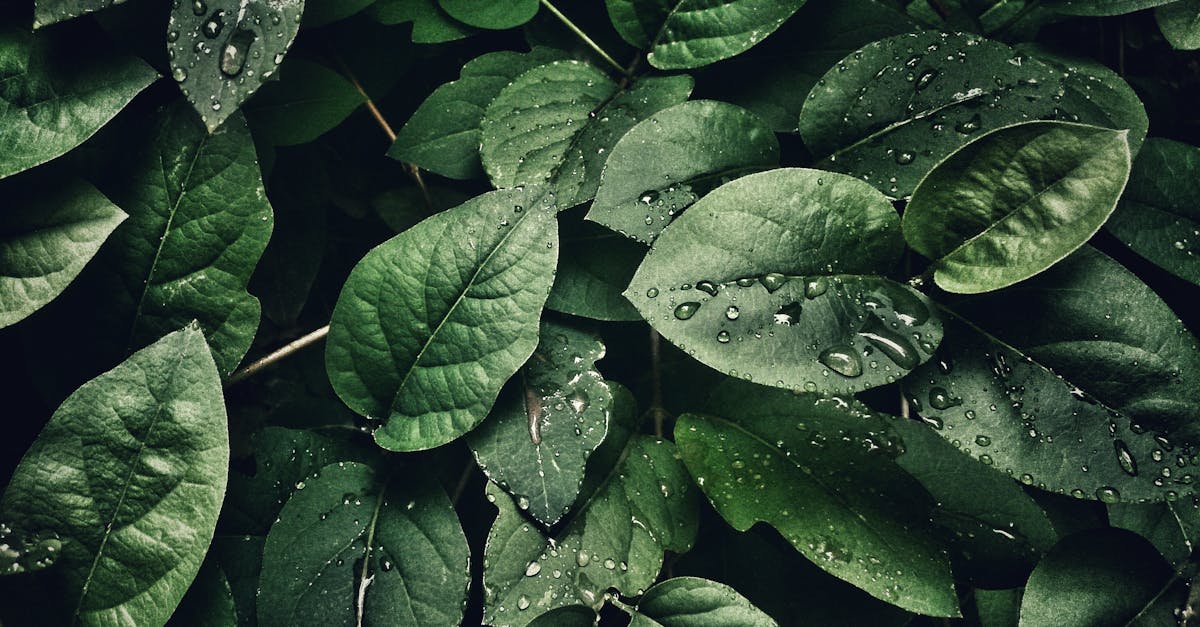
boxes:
[626,577,777,627]
[1107,138,1200,286]
[606,0,807,70]
[0,23,156,181]
[903,121,1132,294]
[326,187,558,452]
[546,214,644,321]
[390,48,566,180]
[587,100,779,244]
[438,0,538,29]
[0,325,228,626]
[482,388,699,626]
[468,321,613,526]
[1,176,126,328]
[675,381,959,618]
[481,61,693,207]
[169,0,305,132]
[1157,1,1200,50]
[258,462,470,626]
[625,168,941,396]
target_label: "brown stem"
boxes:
[226,325,330,386]
[649,329,666,437]
[451,458,475,506]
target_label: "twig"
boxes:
[540,0,629,77]
[451,458,475,506]
[649,329,666,437]
[227,325,330,385]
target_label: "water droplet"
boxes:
[803,278,828,298]
[857,317,919,369]
[928,387,962,410]
[202,10,224,38]
[819,346,863,378]
[576,551,590,567]
[1114,440,1138,477]
[915,69,938,90]
[716,331,731,344]
[974,435,991,447]
[725,306,739,320]
[219,28,256,77]
[732,459,746,469]
[774,302,802,325]
[674,302,700,320]
[955,113,982,134]
[172,67,188,82]
[517,596,530,610]
[524,561,541,577]
[1096,486,1121,503]
[639,190,660,204]
[646,287,659,298]
[760,273,788,293]
[894,151,915,165]
[191,0,206,16]
[696,280,718,297]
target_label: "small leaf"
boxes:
[587,100,779,244]
[482,387,699,626]
[606,0,807,70]
[1019,529,1178,626]
[467,320,614,526]
[325,187,558,452]
[209,535,262,627]
[258,462,470,626]
[368,0,477,43]
[167,557,237,627]
[439,0,539,29]
[1157,0,1200,50]
[546,213,644,321]
[1045,0,1178,15]
[903,121,1131,294]
[481,61,693,207]
[0,325,227,626]
[675,380,959,617]
[1108,499,1200,568]
[390,47,566,180]
[625,168,941,396]
[625,577,777,627]
[169,0,305,132]
[243,58,363,147]
[0,175,126,329]
[1107,138,1200,287]
[0,23,156,181]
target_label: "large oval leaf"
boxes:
[439,0,537,29]
[467,320,613,526]
[606,0,807,70]
[33,0,119,28]
[625,168,941,396]
[0,325,227,626]
[1107,137,1200,286]
[587,100,779,244]
[0,175,126,329]
[675,380,959,617]
[257,461,470,626]
[326,187,558,452]
[168,0,305,132]
[0,23,156,181]
[903,121,1131,294]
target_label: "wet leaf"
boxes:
[325,187,558,452]
[467,321,614,526]
[625,168,941,396]
[0,175,126,329]
[168,0,305,132]
[624,577,777,627]
[903,121,1131,294]
[258,462,470,626]
[1107,138,1200,287]
[0,326,227,626]
[587,100,779,244]
[0,22,156,181]
[675,380,959,617]
[33,0,122,27]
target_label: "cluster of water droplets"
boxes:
[0,523,62,575]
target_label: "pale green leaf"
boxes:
[625,577,777,627]
[325,187,558,452]
[0,325,227,627]
[903,121,1131,294]
[587,100,779,244]
[625,168,941,396]
[467,320,614,526]
[258,462,470,626]
[169,0,305,132]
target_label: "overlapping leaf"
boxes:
[368,0,476,43]
[325,187,558,452]
[625,168,941,396]
[546,213,644,321]
[624,577,777,626]
[243,58,363,147]
[439,0,538,29]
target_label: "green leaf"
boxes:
[481,62,693,207]
[0,175,126,329]
[209,535,262,627]
[891,419,1059,588]
[368,0,477,43]
[1045,0,1178,15]
[1157,0,1200,50]
[675,380,959,617]
[625,168,941,396]
[0,23,157,181]
[169,0,305,132]
[467,320,614,526]
[971,588,1022,627]
[587,100,779,244]
[1019,529,1177,626]
[624,577,777,627]
[0,325,228,626]
[904,247,1200,503]
[606,0,807,70]
[482,388,699,626]
[325,187,558,452]
[390,47,566,180]
[1107,138,1200,286]
[439,0,539,29]
[258,461,470,626]
[903,121,1132,294]
[33,0,120,27]
[798,31,1065,199]
[167,557,237,627]
[1108,499,1200,568]
[243,58,362,147]
[546,213,644,321]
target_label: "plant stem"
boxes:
[451,458,475,506]
[650,329,666,437]
[540,0,629,76]
[227,325,330,385]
